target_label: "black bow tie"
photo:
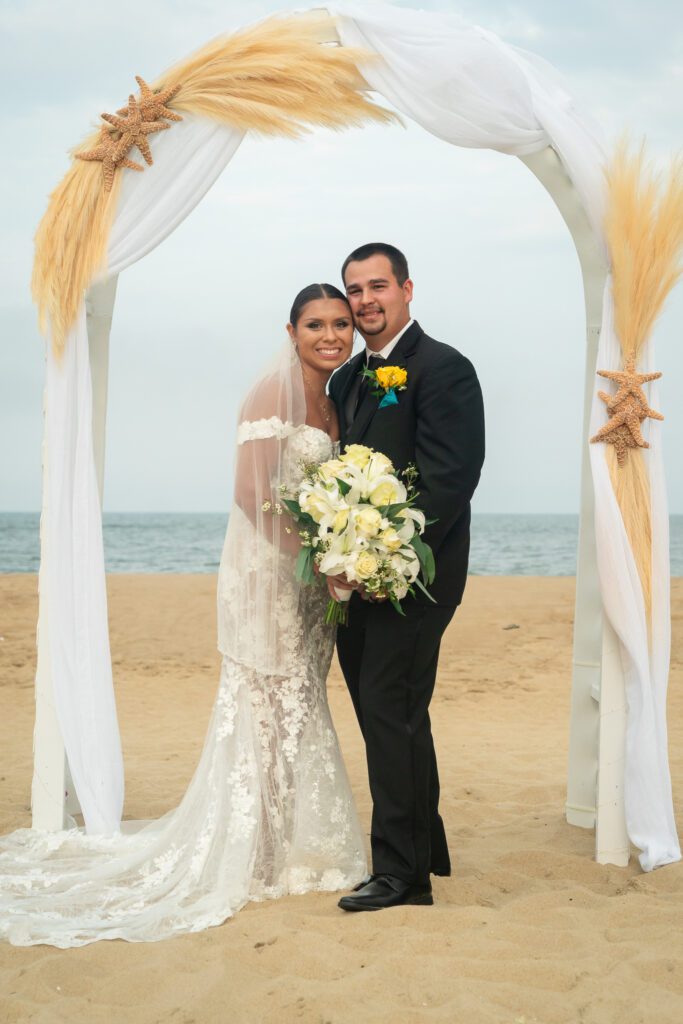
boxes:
[366,354,385,370]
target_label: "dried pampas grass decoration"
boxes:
[601,142,683,619]
[607,143,683,362]
[32,11,396,355]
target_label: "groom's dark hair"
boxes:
[341,243,410,286]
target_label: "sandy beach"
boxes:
[1,574,682,1023]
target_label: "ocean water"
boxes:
[2,512,683,575]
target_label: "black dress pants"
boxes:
[336,594,455,884]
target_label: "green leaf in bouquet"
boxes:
[282,498,303,518]
[295,546,316,584]
[335,477,352,497]
[389,594,407,616]
[413,576,437,603]
[423,543,436,583]
[298,512,319,530]
[410,533,428,566]
[411,534,436,584]
[382,500,415,519]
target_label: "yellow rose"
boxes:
[332,509,349,534]
[340,444,373,469]
[375,365,407,391]
[379,527,403,552]
[369,481,399,508]
[355,507,383,536]
[355,551,379,580]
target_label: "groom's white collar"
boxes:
[364,318,414,363]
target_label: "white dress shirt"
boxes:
[365,318,414,363]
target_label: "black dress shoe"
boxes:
[352,873,374,892]
[338,874,433,912]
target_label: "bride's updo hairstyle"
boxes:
[289,283,351,326]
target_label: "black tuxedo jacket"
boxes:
[329,320,485,607]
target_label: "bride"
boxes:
[0,283,366,946]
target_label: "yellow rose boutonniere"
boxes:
[362,364,408,408]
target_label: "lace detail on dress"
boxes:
[0,426,364,947]
[237,416,296,444]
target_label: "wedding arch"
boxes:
[29,2,681,871]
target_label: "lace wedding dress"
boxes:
[0,353,367,946]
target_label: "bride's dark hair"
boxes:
[289,283,351,326]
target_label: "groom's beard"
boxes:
[355,307,387,336]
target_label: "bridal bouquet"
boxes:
[279,444,436,625]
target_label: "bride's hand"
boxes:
[326,574,357,601]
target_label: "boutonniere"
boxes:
[362,364,408,408]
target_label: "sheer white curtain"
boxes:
[332,1,678,869]
[44,119,243,834]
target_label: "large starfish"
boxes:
[117,76,183,123]
[101,94,169,167]
[76,75,181,191]
[590,354,664,466]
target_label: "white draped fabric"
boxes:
[45,120,244,834]
[589,283,679,869]
[39,2,678,867]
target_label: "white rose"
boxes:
[340,444,373,469]
[354,507,383,537]
[355,551,379,580]
[368,476,407,508]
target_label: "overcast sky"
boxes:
[1,0,681,514]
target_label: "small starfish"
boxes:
[591,354,664,466]
[117,76,183,123]
[101,95,169,167]
[76,128,144,192]
[596,355,662,415]
[599,425,641,466]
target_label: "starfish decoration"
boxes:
[100,95,168,165]
[116,76,183,123]
[75,126,145,192]
[590,354,663,466]
[76,76,182,192]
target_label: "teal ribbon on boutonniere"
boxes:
[379,389,399,408]
[362,364,408,409]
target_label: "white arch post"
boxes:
[522,149,629,865]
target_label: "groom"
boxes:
[329,242,485,911]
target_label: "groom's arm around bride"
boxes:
[329,242,485,912]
